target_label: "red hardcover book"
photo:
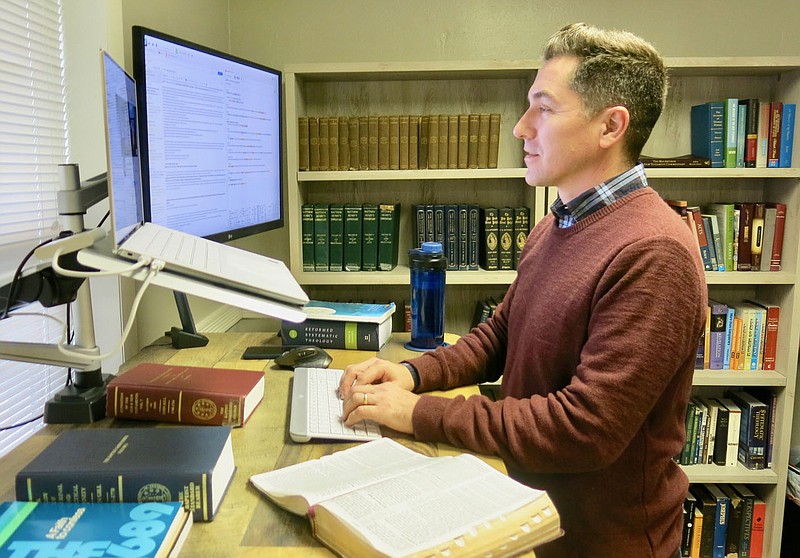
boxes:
[749,495,766,558]
[735,203,754,271]
[767,102,783,168]
[688,206,713,271]
[767,202,786,271]
[106,362,265,426]
[745,299,780,370]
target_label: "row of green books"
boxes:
[682,483,766,558]
[413,205,530,271]
[298,113,501,171]
[678,388,774,470]
[302,203,400,272]
[666,200,786,272]
[691,99,795,168]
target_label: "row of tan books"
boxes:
[298,113,501,171]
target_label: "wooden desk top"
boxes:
[0,331,509,558]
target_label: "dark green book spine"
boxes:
[361,203,379,271]
[445,204,459,271]
[313,203,330,272]
[413,204,426,248]
[281,319,380,350]
[468,204,479,270]
[433,204,445,248]
[378,203,400,271]
[458,205,469,271]
[513,206,530,270]
[328,203,344,272]
[301,204,315,271]
[343,203,363,271]
[498,207,514,270]
[479,207,499,271]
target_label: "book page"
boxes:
[317,452,544,557]
[250,438,431,509]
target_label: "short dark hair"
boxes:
[543,22,668,162]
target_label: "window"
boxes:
[0,0,69,458]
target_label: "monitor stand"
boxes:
[167,291,209,349]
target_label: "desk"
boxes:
[0,332,510,557]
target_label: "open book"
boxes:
[250,438,561,558]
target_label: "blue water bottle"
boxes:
[406,241,447,351]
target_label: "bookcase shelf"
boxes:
[285,57,800,557]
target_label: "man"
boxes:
[339,23,706,558]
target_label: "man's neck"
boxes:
[557,159,634,204]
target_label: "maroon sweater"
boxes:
[408,188,707,558]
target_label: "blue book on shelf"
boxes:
[704,484,731,558]
[303,300,396,323]
[691,102,725,167]
[0,501,191,557]
[779,102,795,168]
[736,102,747,168]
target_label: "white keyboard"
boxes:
[289,367,382,443]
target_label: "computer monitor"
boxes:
[131,26,283,242]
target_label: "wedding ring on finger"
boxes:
[363,392,368,405]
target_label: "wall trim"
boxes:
[196,305,243,333]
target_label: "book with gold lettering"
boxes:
[488,113,501,168]
[106,362,264,427]
[15,426,235,522]
[251,438,561,558]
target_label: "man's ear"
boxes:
[598,105,630,149]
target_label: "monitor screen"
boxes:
[132,26,283,242]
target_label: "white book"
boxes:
[718,398,742,467]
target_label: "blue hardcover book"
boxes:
[749,306,765,371]
[723,98,739,168]
[0,501,191,557]
[779,102,795,168]
[433,204,446,248]
[704,484,731,558]
[691,102,725,167]
[708,300,727,370]
[702,216,719,272]
[302,300,396,323]
[736,101,747,168]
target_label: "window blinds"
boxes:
[0,0,69,458]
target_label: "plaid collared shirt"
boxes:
[550,163,649,228]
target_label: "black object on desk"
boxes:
[274,346,332,369]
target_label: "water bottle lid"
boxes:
[420,241,443,254]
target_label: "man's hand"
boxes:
[337,357,419,434]
[337,357,414,400]
[341,381,420,434]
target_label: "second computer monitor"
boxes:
[132,26,283,242]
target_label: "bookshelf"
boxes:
[284,57,800,557]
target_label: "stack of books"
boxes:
[281,300,396,351]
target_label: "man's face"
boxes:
[513,56,608,200]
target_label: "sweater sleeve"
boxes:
[411,236,706,474]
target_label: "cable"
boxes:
[50,246,152,278]
[1,237,56,320]
[54,259,163,363]
[0,414,44,432]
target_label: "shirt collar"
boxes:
[551,163,648,228]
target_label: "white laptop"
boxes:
[100,51,308,308]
